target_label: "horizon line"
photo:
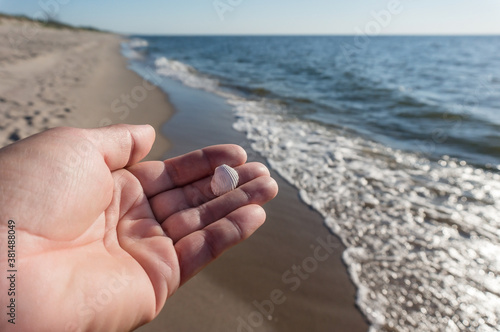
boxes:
[122,32,500,37]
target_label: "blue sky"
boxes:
[1,0,499,35]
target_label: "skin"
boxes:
[0,124,278,331]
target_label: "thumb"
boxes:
[84,124,156,170]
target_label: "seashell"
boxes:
[211,164,239,196]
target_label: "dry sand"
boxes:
[0,16,171,159]
[0,17,369,332]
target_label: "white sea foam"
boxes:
[121,38,148,60]
[230,99,500,331]
[128,38,148,48]
[154,57,219,91]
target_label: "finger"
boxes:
[175,204,266,285]
[150,162,270,221]
[84,124,155,170]
[163,176,278,242]
[127,144,247,197]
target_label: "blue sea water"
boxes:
[123,36,500,331]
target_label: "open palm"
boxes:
[0,125,278,332]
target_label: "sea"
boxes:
[122,36,500,332]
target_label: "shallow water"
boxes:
[123,36,500,331]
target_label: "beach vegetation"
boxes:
[0,12,103,32]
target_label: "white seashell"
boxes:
[211,164,239,196]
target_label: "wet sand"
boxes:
[135,80,369,331]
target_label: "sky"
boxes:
[1,0,499,35]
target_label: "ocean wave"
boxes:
[154,56,219,91]
[121,39,149,60]
[128,38,148,48]
[220,83,273,98]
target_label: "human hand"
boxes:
[0,124,278,331]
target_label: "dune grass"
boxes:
[0,12,103,32]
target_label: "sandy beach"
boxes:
[0,16,171,159]
[0,16,368,332]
